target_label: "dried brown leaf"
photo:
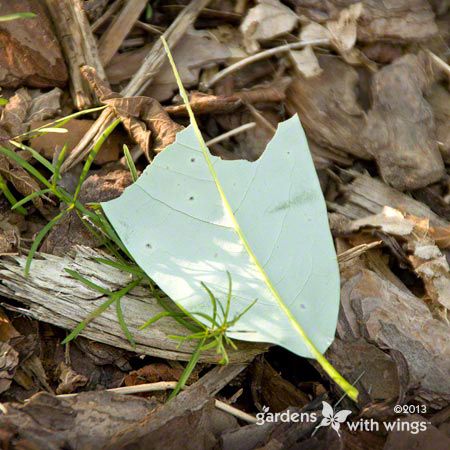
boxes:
[240,0,298,53]
[82,65,182,157]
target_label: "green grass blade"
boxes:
[0,12,36,21]
[9,140,55,173]
[168,337,205,400]
[52,144,68,188]
[0,174,27,215]
[15,105,107,140]
[25,211,64,275]
[73,118,121,202]
[0,146,52,189]
[116,296,136,347]
[11,188,50,211]
[123,144,138,182]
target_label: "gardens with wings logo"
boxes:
[255,401,352,435]
[316,401,352,435]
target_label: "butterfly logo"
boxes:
[316,401,352,436]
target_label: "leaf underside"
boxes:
[102,115,340,359]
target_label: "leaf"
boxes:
[102,37,358,401]
[102,116,357,396]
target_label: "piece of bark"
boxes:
[45,0,107,109]
[251,358,309,412]
[329,172,450,229]
[27,87,62,122]
[426,83,450,163]
[293,0,438,43]
[0,246,266,363]
[106,364,246,449]
[325,338,400,404]
[0,391,158,450]
[286,55,370,160]
[384,415,450,450]
[98,0,148,66]
[221,404,321,450]
[341,269,450,407]
[0,0,67,88]
[363,53,444,190]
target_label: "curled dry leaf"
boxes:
[240,0,298,53]
[0,341,19,394]
[82,65,182,157]
[56,362,88,395]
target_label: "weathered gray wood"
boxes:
[328,172,450,228]
[0,247,265,363]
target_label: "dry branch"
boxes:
[0,247,265,363]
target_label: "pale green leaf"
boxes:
[104,117,340,347]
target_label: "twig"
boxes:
[60,0,212,174]
[206,122,256,146]
[245,103,276,133]
[135,20,165,35]
[203,38,330,89]
[427,50,450,81]
[337,241,382,263]
[91,0,123,33]
[98,0,148,66]
[56,381,257,423]
[45,0,107,109]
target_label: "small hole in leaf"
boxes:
[190,158,195,163]
[146,243,152,249]
[189,196,194,201]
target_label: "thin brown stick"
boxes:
[56,381,257,423]
[91,0,123,33]
[206,122,256,146]
[203,38,330,89]
[98,0,148,66]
